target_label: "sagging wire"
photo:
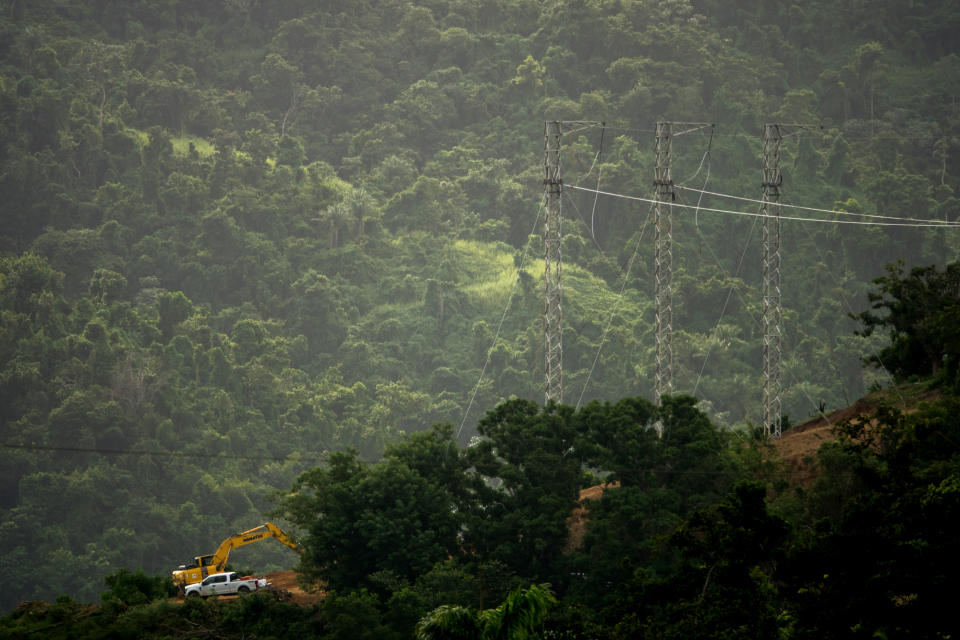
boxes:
[575,195,656,410]
[685,132,759,398]
[589,124,605,243]
[456,194,546,443]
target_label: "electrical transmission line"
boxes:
[547,119,955,440]
[565,186,958,227]
[674,186,960,225]
[1,442,330,462]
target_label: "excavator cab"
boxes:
[176,554,215,571]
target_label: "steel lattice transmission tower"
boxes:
[543,120,563,404]
[653,121,674,431]
[542,121,602,405]
[761,123,783,437]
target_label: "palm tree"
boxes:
[415,584,555,640]
[415,605,481,640]
[345,187,378,237]
[323,201,352,248]
[479,583,555,640]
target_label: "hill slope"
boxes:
[1,0,958,611]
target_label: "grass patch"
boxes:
[171,134,216,157]
[382,236,641,323]
[453,240,538,309]
[125,128,216,158]
[448,239,645,320]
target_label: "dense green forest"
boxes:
[1,0,958,632]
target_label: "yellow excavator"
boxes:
[172,522,303,590]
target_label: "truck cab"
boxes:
[196,572,234,596]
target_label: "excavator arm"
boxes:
[209,523,303,571]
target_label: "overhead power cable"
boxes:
[2,442,328,462]
[565,185,960,228]
[675,185,960,226]
[591,123,952,142]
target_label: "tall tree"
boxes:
[855,260,960,383]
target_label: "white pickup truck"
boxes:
[184,571,268,598]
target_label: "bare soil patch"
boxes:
[263,570,325,606]
[771,399,876,487]
[773,386,940,486]
[565,482,619,552]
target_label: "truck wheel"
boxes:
[237,586,250,594]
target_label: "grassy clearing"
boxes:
[171,134,216,157]
[126,128,217,158]
[451,239,514,277]
[380,236,642,325]
[448,239,647,321]
[453,240,538,309]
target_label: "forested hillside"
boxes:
[1,0,958,615]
